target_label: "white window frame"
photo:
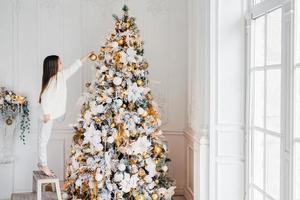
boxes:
[245,0,294,200]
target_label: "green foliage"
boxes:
[122,4,129,12]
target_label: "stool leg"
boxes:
[37,181,42,200]
[51,183,55,192]
[55,180,62,200]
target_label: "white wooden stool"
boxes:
[33,171,62,200]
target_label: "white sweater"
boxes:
[40,59,83,120]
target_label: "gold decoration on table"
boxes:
[5,117,13,125]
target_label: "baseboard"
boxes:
[174,187,185,196]
[184,187,194,200]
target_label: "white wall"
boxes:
[209,0,246,199]
[0,0,188,198]
[186,0,246,199]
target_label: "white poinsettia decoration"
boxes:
[90,101,105,115]
[111,41,119,50]
[126,83,143,103]
[120,173,138,193]
[129,136,151,155]
[145,157,157,177]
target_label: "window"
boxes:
[247,0,300,199]
[249,7,282,200]
[294,1,300,199]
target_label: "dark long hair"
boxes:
[38,55,60,103]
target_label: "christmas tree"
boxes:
[64,5,176,200]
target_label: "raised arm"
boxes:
[63,52,94,80]
[63,59,83,80]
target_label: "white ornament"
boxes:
[95,173,103,182]
[118,163,126,171]
[137,107,144,115]
[111,41,119,50]
[113,77,122,85]
[75,179,82,187]
[107,136,114,143]
[114,172,123,182]
[162,165,168,172]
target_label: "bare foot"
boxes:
[37,163,55,177]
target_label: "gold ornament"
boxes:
[128,65,134,72]
[142,152,149,158]
[129,158,136,165]
[115,124,124,147]
[122,104,127,108]
[113,53,121,65]
[136,79,143,86]
[118,39,124,46]
[146,93,153,100]
[130,131,137,137]
[155,179,159,184]
[110,122,116,128]
[141,110,148,117]
[115,134,122,147]
[116,192,122,198]
[128,103,135,111]
[153,145,162,156]
[138,168,146,177]
[142,62,149,69]
[135,195,144,200]
[6,117,13,126]
[125,22,131,28]
[159,152,165,158]
[93,117,101,123]
[89,53,97,61]
[151,193,159,200]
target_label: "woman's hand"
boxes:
[80,52,95,63]
[43,114,50,123]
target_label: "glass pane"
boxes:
[295,69,300,138]
[267,9,282,65]
[295,0,300,64]
[254,71,265,127]
[266,69,281,132]
[266,134,280,199]
[254,0,264,5]
[253,188,264,200]
[253,130,264,189]
[254,16,265,67]
[295,143,300,199]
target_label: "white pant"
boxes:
[38,115,64,166]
